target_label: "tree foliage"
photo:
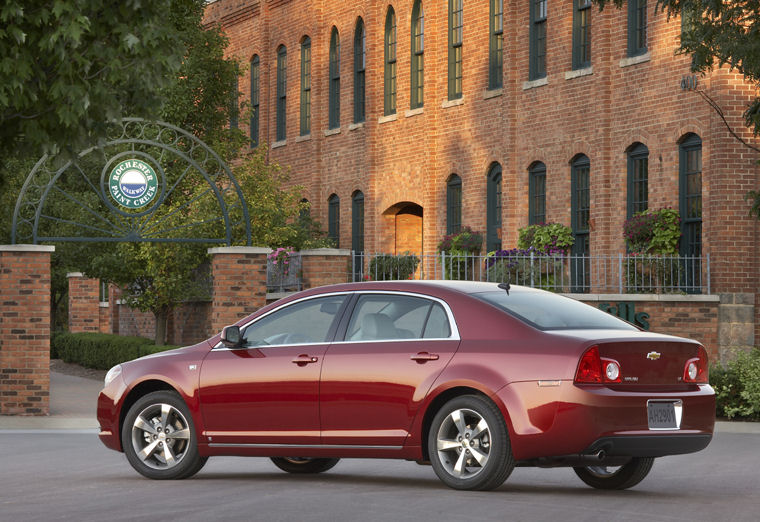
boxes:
[0,0,189,160]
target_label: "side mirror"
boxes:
[220,325,242,348]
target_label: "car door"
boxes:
[320,292,460,447]
[199,294,348,445]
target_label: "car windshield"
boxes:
[473,290,638,331]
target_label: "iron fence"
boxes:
[266,252,303,293]
[351,251,711,294]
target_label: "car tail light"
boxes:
[575,346,622,384]
[683,346,709,383]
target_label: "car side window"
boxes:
[346,294,450,341]
[423,303,451,338]
[242,295,346,347]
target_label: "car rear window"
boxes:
[473,290,638,331]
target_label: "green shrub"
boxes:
[624,208,681,254]
[517,223,574,254]
[51,332,178,370]
[367,252,420,280]
[710,348,760,420]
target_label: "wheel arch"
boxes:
[118,379,181,450]
[419,385,513,462]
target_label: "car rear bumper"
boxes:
[495,380,715,461]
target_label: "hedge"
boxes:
[51,332,179,371]
[710,348,760,421]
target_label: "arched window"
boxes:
[446,174,462,235]
[528,162,546,225]
[448,0,463,100]
[354,18,366,123]
[250,55,260,147]
[487,163,502,252]
[571,155,591,292]
[489,0,503,89]
[276,45,287,142]
[627,142,648,218]
[300,37,311,136]
[411,1,424,109]
[384,7,397,115]
[352,191,365,254]
[329,27,341,129]
[679,134,702,292]
[328,194,340,247]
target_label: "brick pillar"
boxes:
[67,273,100,333]
[300,248,352,289]
[0,245,54,415]
[208,247,269,333]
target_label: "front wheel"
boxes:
[270,457,340,474]
[573,457,655,490]
[121,390,207,480]
[428,395,515,490]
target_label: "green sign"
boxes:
[109,159,158,208]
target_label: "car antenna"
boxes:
[497,280,510,295]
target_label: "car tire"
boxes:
[122,390,207,480]
[573,457,655,490]
[428,394,515,491]
[270,457,340,474]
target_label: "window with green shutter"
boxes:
[529,0,547,80]
[250,55,260,147]
[352,191,364,254]
[489,0,503,89]
[679,134,702,293]
[487,163,502,252]
[448,0,463,100]
[529,162,546,225]
[571,155,590,293]
[300,37,311,136]
[446,174,462,235]
[627,0,647,57]
[572,0,591,70]
[328,194,340,248]
[276,46,287,142]
[626,143,648,218]
[384,7,397,115]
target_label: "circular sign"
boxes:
[108,159,159,208]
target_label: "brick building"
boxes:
[202,0,759,347]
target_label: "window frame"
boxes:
[276,45,287,142]
[300,37,311,136]
[329,27,341,130]
[354,18,366,124]
[446,174,462,235]
[448,0,463,100]
[529,162,546,225]
[626,143,649,218]
[250,55,260,148]
[529,0,547,80]
[328,193,340,248]
[488,0,503,89]
[384,7,397,115]
[679,134,702,257]
[627,0,648,57]
[572,0,591,70]
[570,155,591,293]
[486,163,503,252]
[351,190,364,254]
[410,1,425,109]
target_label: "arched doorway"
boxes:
[381,202,423,255]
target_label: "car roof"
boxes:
[296,280,542,297]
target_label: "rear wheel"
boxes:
[270,457,340,474]
[573,457,655,490]
[122,390,207,480]
[428,395,514,490]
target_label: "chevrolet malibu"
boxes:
[97,281,714,490]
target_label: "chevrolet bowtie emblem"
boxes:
[646,351,661,361]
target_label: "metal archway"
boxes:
[12,118,251,245]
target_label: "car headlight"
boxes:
[104,365,123,387]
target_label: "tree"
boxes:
[0,0,190,162]
[594,0,760,217]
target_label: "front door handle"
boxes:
[292,354,319,366]
[411,352,439,363]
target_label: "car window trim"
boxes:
[213,292,352,350]
[332,290,460,343]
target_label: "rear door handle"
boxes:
[292,354,319,366]
[411,352,439,363]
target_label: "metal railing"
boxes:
[266,252,303,293]
[351,251,711,294]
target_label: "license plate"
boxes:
[647,400,683,430]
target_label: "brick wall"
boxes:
[205,0,759,347]
[300,249,352,288]
[0,246,53,415]
[67,273,100,333]
[208,247,269,332]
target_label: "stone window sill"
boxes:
[349,122,365,131]
[271,140,286,149]
[405,107,424,118]
[295,134,311,143]
[324,127,341,137]
[522,77,548,90]
[378,113,398,124]
[441,96,464,108]
[483,88,503,99]
[620,52,651,68]
[565,66,593,80]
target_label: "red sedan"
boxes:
[97,281,714,490]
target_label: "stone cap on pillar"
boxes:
[66,272,85,278]
[207,246,271,255]
[0,245,55,252]
[300,248,352,256]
